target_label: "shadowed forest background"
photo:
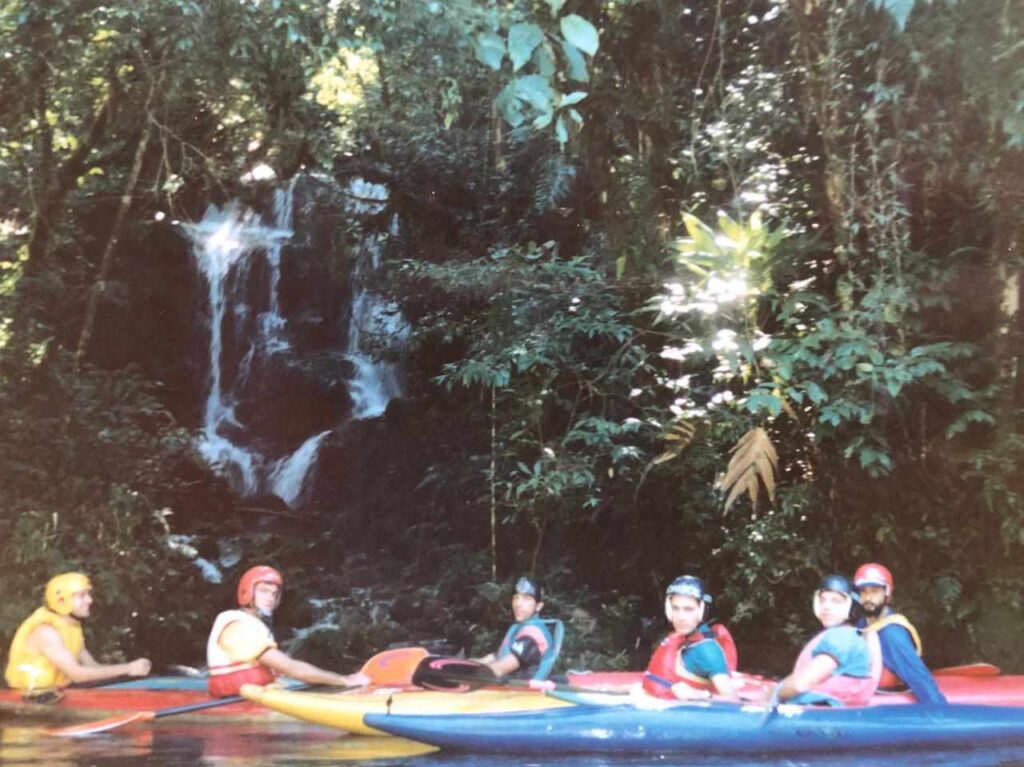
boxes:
[1,0,1023,679]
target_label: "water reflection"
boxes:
[1,722,1022,767]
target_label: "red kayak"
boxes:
[0,677,290,724]
[566,665,1024,706]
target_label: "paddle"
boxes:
[411,655,631,695]
[759,685,781,727]
[933,663,1000,677]
[47,646,430,738]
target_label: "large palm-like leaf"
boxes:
[718,427,778,513]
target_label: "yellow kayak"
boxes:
[239,684,572,736]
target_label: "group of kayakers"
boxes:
[3,567,369,701]
[3,561,945,708]
[641,563,947,706]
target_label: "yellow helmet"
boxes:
[45,572,92,616]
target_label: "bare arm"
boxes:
[776,654,838,702]
[257,648,368,687]
[32,625,150,684]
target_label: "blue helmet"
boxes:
[665,575,713,605]
[664,575,713,622]
[813,574,861,622]
[817,574,858,600]
[515,576,543,602]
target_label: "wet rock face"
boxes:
[86,171,407,510]
[232,352,353,447]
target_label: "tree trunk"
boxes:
[75,116,152,366]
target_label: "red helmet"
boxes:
[237,565,283,608]
[853,563,894,595]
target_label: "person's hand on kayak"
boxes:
[670,682,711,701]
[343,671,371,687]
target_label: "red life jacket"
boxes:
[642,624,739,699]
[207,663,276,698]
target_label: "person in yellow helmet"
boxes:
[5,573,151,697]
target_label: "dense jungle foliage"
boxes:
[1,0,1023,677]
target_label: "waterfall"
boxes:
[344,183,408,419]
[185,200,287,495]
[268,430,330,507]
[181,176,405,507]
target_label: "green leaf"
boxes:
[560,14,599,56]
[546,0,567,15]
[516,75,555,113]
[508,23,545,72]
[475,33,506,70]
[560,39,589,82]
[533,42,556,78]
[495,81,525,127]
[560,91,588,107]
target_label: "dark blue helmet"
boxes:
[664,575,713,622]
[817,574,859,602]
[515,576,543,602]
[665,575,713,606]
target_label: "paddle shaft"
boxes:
[412,656,632,696]
[47,647,431,737]
[149,684,313,719]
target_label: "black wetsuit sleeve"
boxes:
[509,635,542,671]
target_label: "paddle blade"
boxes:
[934,663,1001,677]
[47,710,155,738]
[411,656,497,692]
[361,647,430,687]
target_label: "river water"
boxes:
[1,722,1023,767]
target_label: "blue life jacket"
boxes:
[496,616,564,681]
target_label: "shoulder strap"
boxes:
[861,613,923,655]
[710,623,739,672]
[532,618,564,681]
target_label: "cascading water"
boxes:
[344,181,408,418]
[182,176,406,507]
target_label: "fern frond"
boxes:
[650,419,697,465]
[718,427,778,514]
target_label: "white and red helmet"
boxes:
[853,563,894,596]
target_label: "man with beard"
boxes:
[5,572,151,699]
[853,562,947,704]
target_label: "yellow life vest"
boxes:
[861,612,923,654]
[4,607,85,691]
[861,612,923,689]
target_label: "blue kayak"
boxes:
[364,700,1024,755]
